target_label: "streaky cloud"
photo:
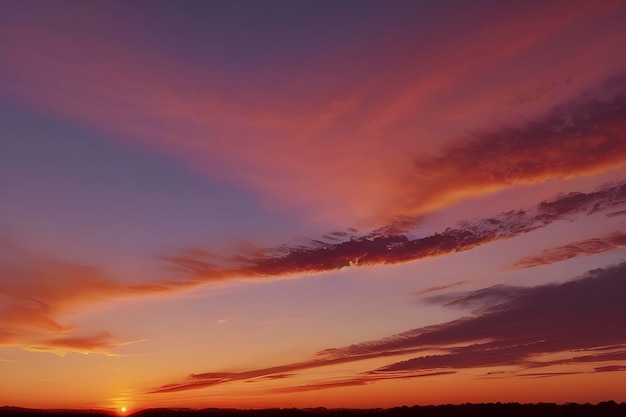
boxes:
[516,372,585,379]
[25,332,146,356]
[0,251,218,355]
[3,183,626,356]
[514,231,626,268]
[413,280,469,296]
[148,346,435,394]
[595,365,626,372]
[269,371,456,394]
[2,5,626,224]
[150,262,626,394]
[166,182,626,281]
[371,263,626,373]
[394,75,626,218]
[422,285,533,314]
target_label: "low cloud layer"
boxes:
[151,262,626,394]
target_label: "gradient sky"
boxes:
[2,0,626,411]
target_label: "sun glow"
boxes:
[120,407,127,413]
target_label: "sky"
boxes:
[1,0,626,411]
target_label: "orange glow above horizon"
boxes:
[1,0,626,410]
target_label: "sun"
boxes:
[120,407,127,413]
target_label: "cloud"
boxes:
[422,285,533,314]
[148,345,438,394]
[270,378,370,393]
[595,365,626,372]
[0,255,129,354]
[514,231,626,268]
[1,2,625,223]
[369,263,626,373]
[25,332,146,356]
[269,371,456,394]
[166,182,626,281]
[391,76,626,218]
[514,372,585,379]
[606,209,626,217]
[4,182,626,356]
[413,281,469,296]
[252,374,296,382]
[151,261,626,394]
[0,250,214,355]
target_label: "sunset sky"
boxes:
[2,0,626,411]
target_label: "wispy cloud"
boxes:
[413,281,469,296]
[0,252,207,355]
[26,332,147,356]
[392,76,626,217]
[368,263,626,374]
[269,371,456,394]
[3,183,626,356]
[0,256,131,354]
[166,182,626,281]
[595,365,626,372]
[1,2,625,223]
[151,261,626,394]
[148,346,437,394]
[513,231,626,268]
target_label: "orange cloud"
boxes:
[0,256,128,354]
[0,251,212,355]
[26,332,141,356]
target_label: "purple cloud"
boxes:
[151,262,626,394]
[514,232,626,268]
[166,182,626,282]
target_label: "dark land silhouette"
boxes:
[2,402,626,417]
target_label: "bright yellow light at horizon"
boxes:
[120,407,127,413]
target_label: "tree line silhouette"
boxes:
[3,401,626,417]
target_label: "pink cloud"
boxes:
[1,2,625,224]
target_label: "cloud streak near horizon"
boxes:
[2,1,626,407]
[151,261,626,394]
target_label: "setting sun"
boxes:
[120,407,127,413]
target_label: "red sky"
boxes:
[1,0,626,411]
